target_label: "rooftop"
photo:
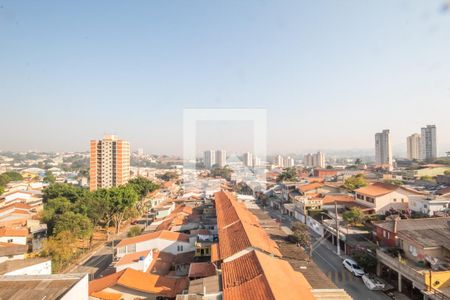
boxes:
[0,258,50,275]
[116,229,189,248]
[0,273,87,300]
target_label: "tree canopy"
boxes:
[277,168,298,182]
[342,208,364,225]
[343,174,367,191]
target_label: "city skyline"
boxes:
[1,1,450,154]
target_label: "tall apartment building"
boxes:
[420,125,437,161]
[89,135,130,191]
[252,156,261,167]
[375,130,392,169]
[215,150,227,168]
[407,133,421,160]
[275,155,284,168]
[243,152,253,167]
[303,152,325,168]
[285,156,295,168]
[204,150,216,169]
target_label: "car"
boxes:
[362,274,386,290]
[342,258,365,276]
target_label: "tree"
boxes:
[128,226,143,237]
[342,208,364,225]
[420,175,434,182]
[0,186,4,195]
[41,197,74,234]
[445,169,450,175]
[277,168,298,182]
[107,185,139,234]
[157,171,178,182]
[210,166,233,181]
[288,221,311,248]
[355,158,362,165]
[127,177,159,199]
[43,170,56,184]
[344,174,367,191]
[352,250,377,273]
[0,171,23,182]
[53,211,93,240]
[43,183,85,203]
[41,231,77,272]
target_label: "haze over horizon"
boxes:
[1,1,450,155]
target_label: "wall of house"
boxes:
[0,236,27,245]
[375,227,396,247]
[0,254,25,263]
[105,285,156,300]
[118,238,194,257]
[4,260,51,275]
[375,191,408,213]
[61,274,89,300]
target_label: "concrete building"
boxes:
[203,150,215,169]
[407,133,421,160]
[304,152,325,168]
[242,152,253,167]
[421,125,437,161]
[215,150,226,168]
[252,156,261,167]
[375,129,392,170]
[285,156,295,168]
[275,155,284,168]
[89,135,130,191]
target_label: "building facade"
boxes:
[420,125,437,161]
[407,133,421,160]
[89,135,130,191]
[203,150,215,169]
[215,150,226,168]
[375,129,392,169]
[242,152,253,167]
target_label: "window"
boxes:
[393,198,397,202]
[7,239,13,243]
[127,244,136,254]
[177,245,184,252]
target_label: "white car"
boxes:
[362,274,386,290]
[343,258,365,276]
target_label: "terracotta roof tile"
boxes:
[322,194,354,205]
[222,250,314,300]
[188,262,216,278]
[354,182,399,197]
[298,182,324,193]
[0,227,28,237]
[115,250,151,266]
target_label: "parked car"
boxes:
[362,274,386,290]
[343,258,365,276]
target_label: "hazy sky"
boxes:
[1,1,450,155]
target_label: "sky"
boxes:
[1,0,450,156]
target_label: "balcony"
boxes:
[377,248,426,290]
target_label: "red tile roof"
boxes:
[222,250,314,300]
[354,182,399,197]
[298,182,324,193]
[322,194,354,205]
[215,191,281,260]
[89,268,189,298]
[116,230,189,248]
[188,262,216,278]
[115,250,151,266]
[0,227,28,237]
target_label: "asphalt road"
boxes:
[261,204,391,299]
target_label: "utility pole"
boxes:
[335,201,341,256]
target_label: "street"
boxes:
[311,235,391,300]
[261,204,391,300]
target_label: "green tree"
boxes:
[352,250,377,273]
[127,177,159,199]
[128,226,143,237]
[445,169,450,175]
[157,171,179,182]
[355,158,362,165]
[43,183,85,203]
[420,175,434,182]
[210,166,233,181]
[344,174,367,191]
[53,211,93,240]
[277,168,298,182]
[107,185,139,234]
[0,171,23,182]
[41,231,77,272]
[342,208,364,225]
[0,186,4,195]
[43,170,56,184]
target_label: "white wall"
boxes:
[0,236,27,245]
[118,238,194,258]
[0,254,25,264]
[61,274,89,300]
[4,260,51,275]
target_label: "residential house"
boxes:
[0,258,51,276]
[115,230,194,258]
[88,268,189,300]
[354,182,422,214]
[0,227,28,245]
[375,217,450,299]
[408,194,450,216]
[0,273,89,300]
